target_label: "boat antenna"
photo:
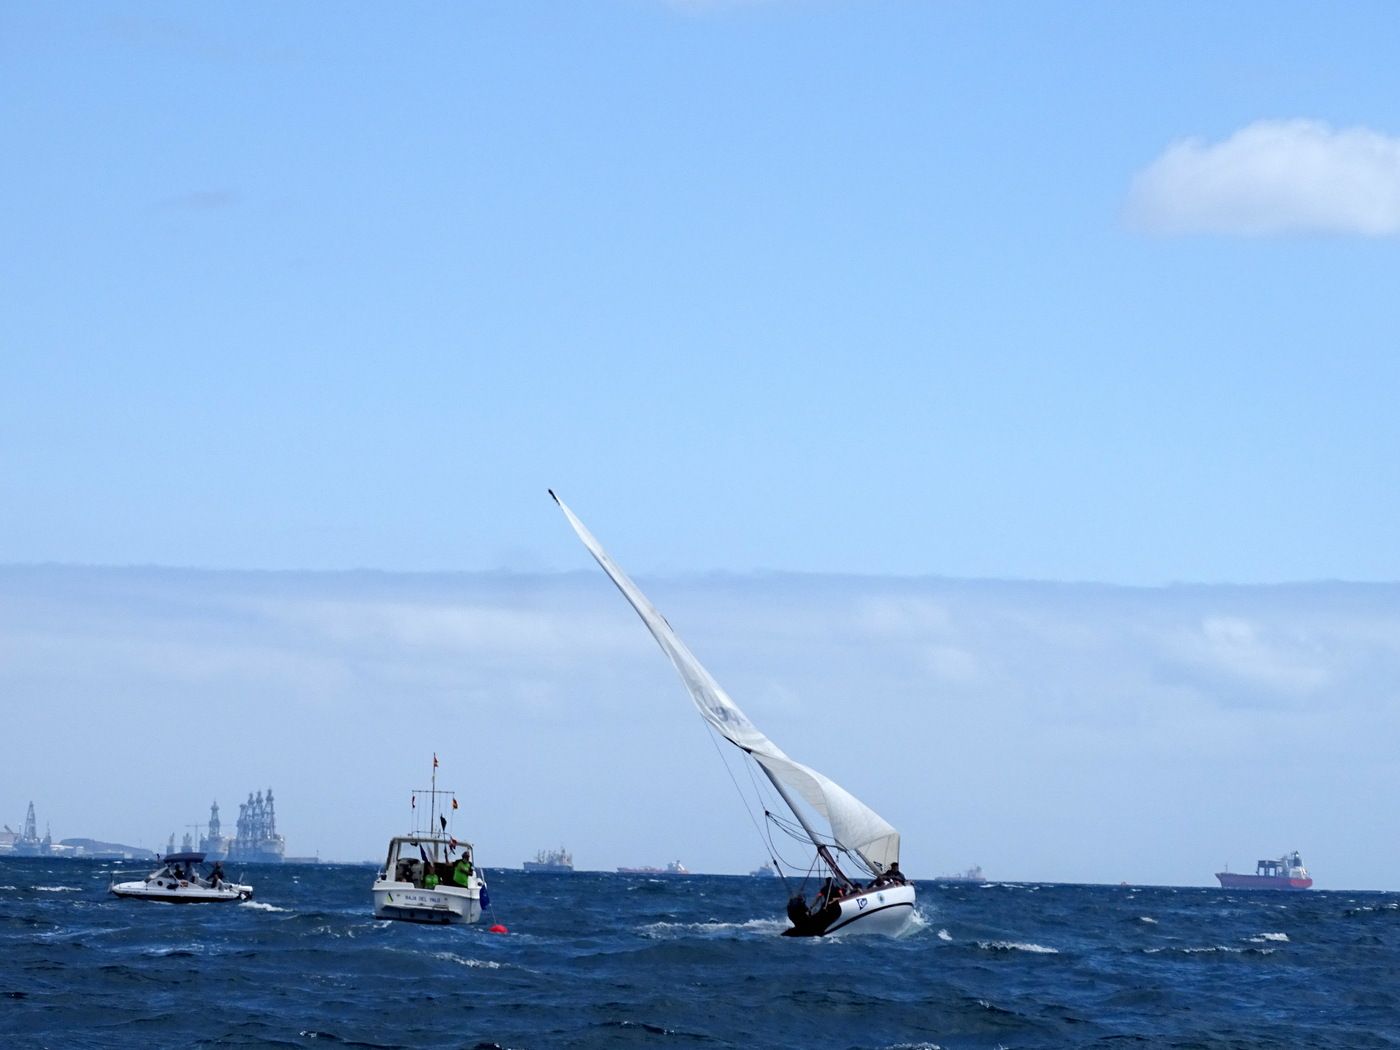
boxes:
[429,752,438,841]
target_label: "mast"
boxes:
[756,762,854,887]
[550,491,901,880]
[429,754,437,848]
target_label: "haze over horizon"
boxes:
[4,5,1399,893]
[4,562,1398,891]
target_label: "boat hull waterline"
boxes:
[371,884,484,924]
[110,881,253,903]
[785,883,917,937]
[1215,873,1313,891]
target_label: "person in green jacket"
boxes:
[453,856,473,887]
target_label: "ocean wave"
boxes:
[430,951,501,969]
[239,901,289,912]
[937,928,952,942]
[1249,932,1289,943]
[1138,916,1158,924]
[1145,945,1277,955]
[34,886,81,893]
[897,907,932,938]
[639,917,787,939]
[978,940,1059,954]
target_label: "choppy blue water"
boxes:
[3,859,1398,1049]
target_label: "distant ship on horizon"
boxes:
[618,860,691,876]
[938,865,986,883]
[1216,851,1313,890]
[523,847,574,873]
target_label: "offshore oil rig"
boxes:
[229,789,286,863]
[3,802,53,856]
[176,791,286,864]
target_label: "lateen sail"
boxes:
[552,492,900,873]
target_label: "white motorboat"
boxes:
[371,757,489,925]
[110,852,253,903]
[552,492,916,937]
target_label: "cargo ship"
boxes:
[1215,850,1313,890]
[523,847,574,873]
[938,865,986,883]
[618,860,691,876]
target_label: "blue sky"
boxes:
[4,1,1399,582]
[4,4,1400,886]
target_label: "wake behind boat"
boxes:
[371,756,489,925]
[551,491,915,937]
[110,852,253,903]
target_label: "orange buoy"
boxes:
[488,924,508,934]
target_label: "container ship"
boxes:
[523,847,574,873]
[1215,850,1313,890]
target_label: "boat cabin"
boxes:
[158,851,213,881]
[381,835,475,889]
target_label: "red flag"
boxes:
[451,797,459,810]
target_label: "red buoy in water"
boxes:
[488,924,508,934]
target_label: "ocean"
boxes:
[2,859,1397,1049]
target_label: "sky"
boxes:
[2,3,1399,887]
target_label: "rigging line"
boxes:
[701,723,785,879]
[740,752,814,895]
[740,751,818,892]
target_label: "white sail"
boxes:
[551,492,900,873]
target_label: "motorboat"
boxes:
[552,491,915,937]
[371,757,490,925]
[109,851,253,903]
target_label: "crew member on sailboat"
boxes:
[551,491,916,937]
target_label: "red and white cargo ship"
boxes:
[1215,850,1313,890]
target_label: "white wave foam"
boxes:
[0,885,17,891]
[640,917,787,939]
[239,900,289,912]
[937,928,952,942]
[1138,916,1158,924]
[34,886,80,893]
[1249,932,1289,942]
[1147,945,1273,955]
[430,951,501,969]
[893,906,932,939]
[979,940,1058,954]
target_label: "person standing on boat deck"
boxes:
[210,862,224,888]
[453,856,473,887]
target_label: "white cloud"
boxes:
[1126,119,1400,236]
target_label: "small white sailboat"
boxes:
[110,852,253,904]
[371,757,489,925]
[551,492,915,937]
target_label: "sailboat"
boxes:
[551,492,915,937]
